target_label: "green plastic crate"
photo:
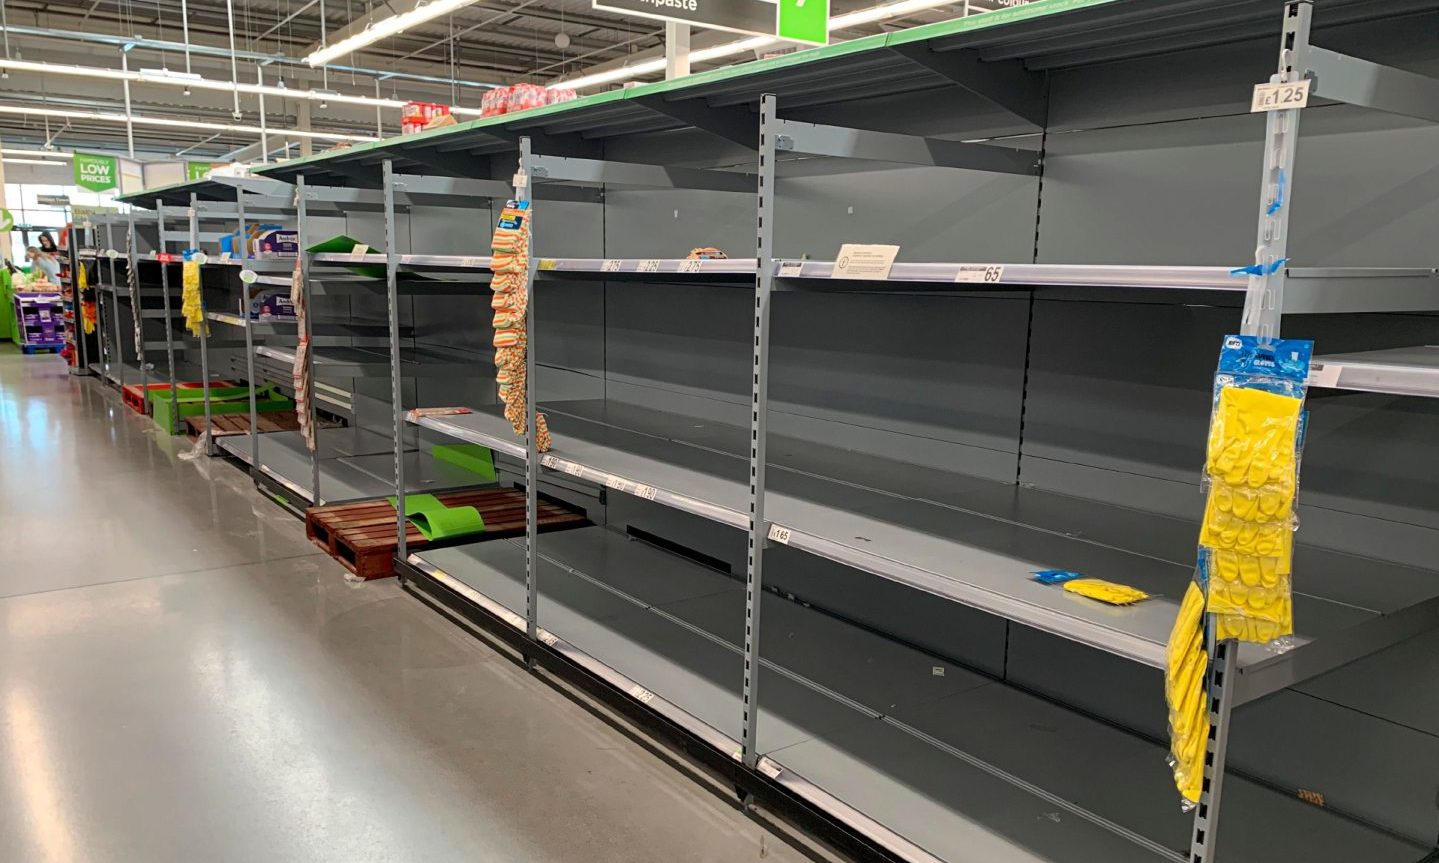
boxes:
[151,385,294,433]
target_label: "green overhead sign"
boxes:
[187,161,218,181]
[593,0,828,45]
[73,152,119,193]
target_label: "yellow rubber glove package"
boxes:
[1198,334,1311,647]
[1165,580,1208,808]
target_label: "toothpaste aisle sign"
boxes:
[74,153,120,193]
[594,0,827,45]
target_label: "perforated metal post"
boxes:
[740,94,778,769]
[1191,6,1313,861]
[101,218,116,382]
[1240,1,1310,340]
[297,175,321,503]
[195,193,213,453]
[157,198,180,434]
[241,293,259,478]
[384,160,408,559]
[519,137,540,652]
[132,210,146,395]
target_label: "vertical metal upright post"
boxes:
[519,137,540,652]
[1190,6,1311,862]
[383,160,408,559]
[194,193,214,453]
[74,230,89,373]
[157,200,180,434]
[242,293,259,477]
[129,210,142,393]
[1240,0,1310,341]
[740,94,778,768]
[298,176,320,504]
[101,219,115,382]
[236,187,248,261]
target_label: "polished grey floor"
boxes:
[0,349,807,863]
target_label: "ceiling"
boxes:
[0,0,973,156]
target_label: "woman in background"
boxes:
[37,232,59,256]
[26,246,60,285]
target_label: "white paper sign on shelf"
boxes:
[832,244,900,280]
[348,243,370,261]
[777,261,804,277]
[955,264,1004,284]
[192,253,209,266]
[218,251,232,262]
[540,454,560,469]
[564,462,584,477]
[1307,362,1343,389]
[678,259,703,274]
[767,524,792,545]
[1251,79,1311,113]
[637,259,661,273]
[600,259,622,273]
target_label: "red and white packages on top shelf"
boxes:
[480,84,578,117]
[402,101,451,135]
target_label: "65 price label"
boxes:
[955,264,1004,284]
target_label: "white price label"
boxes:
[778,261,804,277]
[605,475,631,493]
[192,253,209,266]
[757,759,782,780]
[218,251,232,262]
[767,524,792,545]
[628,684,657,705]
[1251,79,1311,113]
[512,170,529,188]
[564,462,584,477]
[1307,362,1343,389]
[678,259,703,274]
[634,483,659,501]
[955,264,1004,284]
[538,629,558,646]
[540,454,560,469]
[637,259,661,273]
[600,259,622,273]
[349,243,370,261]
[832,244,900,280]
[460,256,485,268]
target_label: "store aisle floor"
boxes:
[0,350,807,863]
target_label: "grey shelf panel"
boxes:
[216,429,467,504]
[776,261,1439,312]
[417,524,1416,863]
[1310,346,1439,398]
[254,344,489,379]
[312,252,490,271]
[409,399,1428,684]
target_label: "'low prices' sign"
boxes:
[74,153,120,193]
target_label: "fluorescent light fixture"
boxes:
[2,157,70,166]
[553,0,966,91]
[0,103,377,142]
[304,0,481,67]
[0,148,73,159]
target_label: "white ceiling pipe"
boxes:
[0,58,486,117]
[0,103,377,142]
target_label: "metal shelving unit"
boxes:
[98,2,1439,862]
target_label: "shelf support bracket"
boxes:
[771,118,1039,175]
[1306,45,1439,123]
[631,93,759,149]
[741,94,778,769]
[889,43,1047,127]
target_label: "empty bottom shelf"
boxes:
[217,428,491,504]
[411,525,1421,863]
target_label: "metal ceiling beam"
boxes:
[888,42,1048,127]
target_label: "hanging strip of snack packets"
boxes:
[490,200,551,452]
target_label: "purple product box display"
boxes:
[252,230,299,258]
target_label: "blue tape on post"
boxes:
[1266,168,1287,216]
[1230,258,1289,277]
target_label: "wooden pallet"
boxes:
[305,488,587,580]
[186,411,307,439]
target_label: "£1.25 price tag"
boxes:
[1251,79,1311,113]
[767,524,792,545]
